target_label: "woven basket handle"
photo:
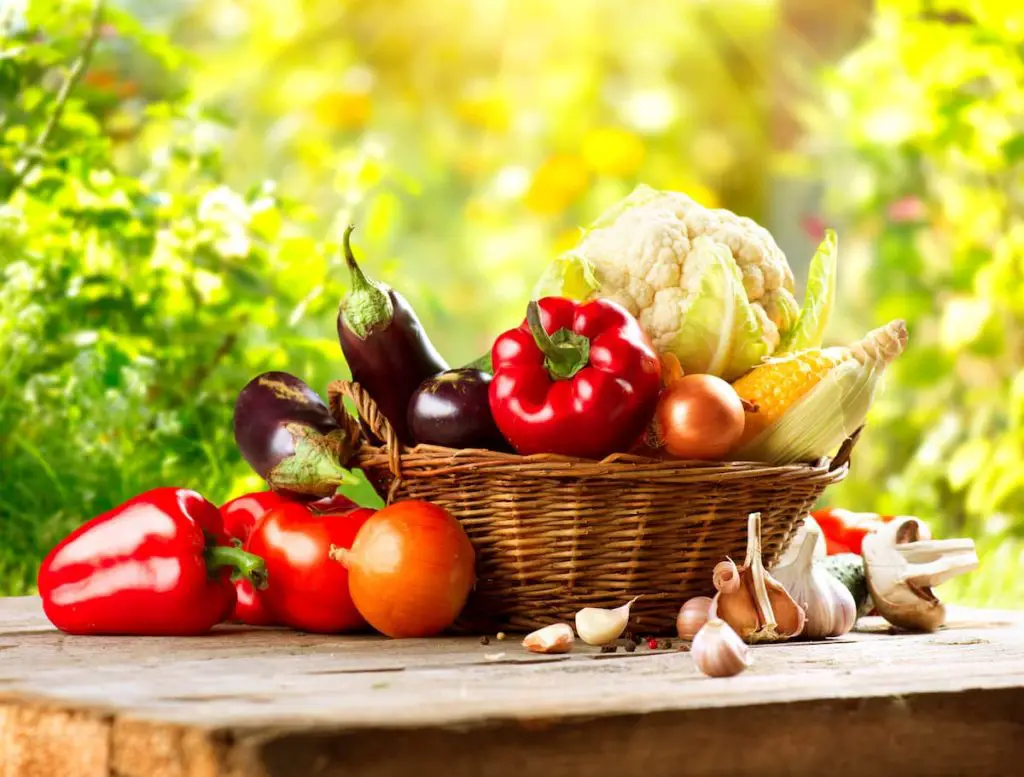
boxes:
[828,426,863,473]
[327,380,403,496]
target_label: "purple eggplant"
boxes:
[407,368,510,451]
[233,371,359,498]
[337,225,448,445]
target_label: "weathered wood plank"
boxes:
[1,596,1022,777]
[0,703,109,777]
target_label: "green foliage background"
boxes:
[1,0,1021,605]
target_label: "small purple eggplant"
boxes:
[407,368,509,451]
[233,371,359,498]
[337,225,448,445]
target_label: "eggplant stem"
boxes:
[339,223,394,339]
[343,224,372,293]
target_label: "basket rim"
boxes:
[353,441,841,470]
[350,441,851,481]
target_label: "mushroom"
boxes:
[862,517,979,632]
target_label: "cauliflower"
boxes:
[536,185,834,380]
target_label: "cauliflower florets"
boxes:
[567,186,800,379]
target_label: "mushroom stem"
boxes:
[863,517,979,632]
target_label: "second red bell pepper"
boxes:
[812,507,898,555]
[489,297,662,458]
[221,491,291,626]
[38,487,267,636]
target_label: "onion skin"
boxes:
[655,374,745,460]
[340,501,476,638]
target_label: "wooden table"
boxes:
[1,596,1022,777]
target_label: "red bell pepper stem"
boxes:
[204,544,269,590]
[526,300,590,380]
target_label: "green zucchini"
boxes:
[821,553,872,616]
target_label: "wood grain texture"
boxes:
[1,596,1022,776]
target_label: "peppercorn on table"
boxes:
[1,596,1022,777]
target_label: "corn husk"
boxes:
[732,356,883,465]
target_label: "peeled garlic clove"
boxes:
[692,619,752,678]
[575,597,638,646]
[676,596,712,640]
[523,623,575,654]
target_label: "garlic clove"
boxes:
[710,584,759,640]
[574,597,638,646]
[523,623,575,654]
[692,619,752,678]
[676,596,712,640]
[764,576,807,638]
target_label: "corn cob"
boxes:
[732,320,908,446]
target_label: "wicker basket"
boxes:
[328,380,857,636]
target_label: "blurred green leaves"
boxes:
[0,1,364,594]
[3,0,1023,607]
[815,0,1024,604]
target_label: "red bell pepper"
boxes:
[222,491,291,545]
[489,297,662,458]
[38,487,267,636]
[247,503,375,633]
[221,491,290,626]
[221,491,358,626]
[811,507,898,555]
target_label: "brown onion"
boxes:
[332,500,476,638]
[655,374,745,460]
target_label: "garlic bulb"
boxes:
[772,528,856,639]
[692,619,752,678]
[523,623,574,654]
[575,597,637,646]
[710,513,806,643]
[676,596,712,640]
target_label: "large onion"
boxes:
[331,500,476,638]
[654,374,745,460]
